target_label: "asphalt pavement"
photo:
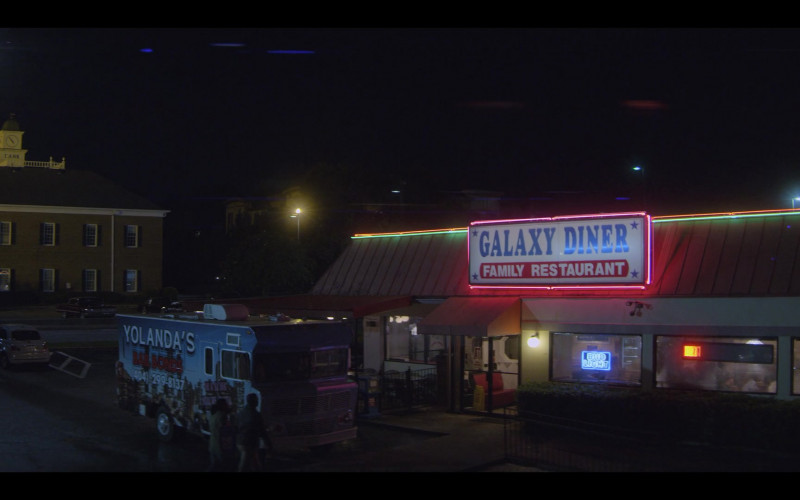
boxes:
[341,408,543,473]
[1,305,542,473]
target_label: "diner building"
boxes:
[235,208,800,412]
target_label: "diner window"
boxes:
[83,269,98,292]
[790,339,800,395]
[124,269,139,292]
[551,332,642,386]
[40,222,57,246]
[385,315,445,364]
[0,268,10,291]
[656,336,776,394]
[84,224,98,247]
[221,350,251,380]
[124,225,140,248]
[0,221,11,245]
[40,268,55,292]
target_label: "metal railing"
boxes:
[380,367,438,411]
[19,158,66,169]
[356,367,439,415]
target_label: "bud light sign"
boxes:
[581,351,611,371]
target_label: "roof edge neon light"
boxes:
[352,228,467,239]
[653,208,800,223]
[350,209,799,239]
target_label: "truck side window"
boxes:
[221,350,251,381]
[204,347,214,376]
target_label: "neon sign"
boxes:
[581,351,611,371]
[468,212,651,288]
[683,345,702,359]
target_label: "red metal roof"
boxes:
[311,210,800,299]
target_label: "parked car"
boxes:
[138,296,184,314]
[0,324,51,369]
[55,296,117,318]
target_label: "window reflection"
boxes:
[551,332,642,386]
[656,336,776,394]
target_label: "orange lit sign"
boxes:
[683,345,702,358]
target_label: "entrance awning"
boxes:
[418,296,520,337]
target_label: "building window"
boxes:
[656,336,776,394]
[124,225,140,248]
[792,339,800,395]
[83,269,98,292]
[40,222,56,246]
[0,221,11,245]
[0,268,10,291]
[40,268,55,292]
[221,350,251,380]
[124,269,139,292]
[84,224,98,247]
[551,332,642,386]
[385,315,445,364]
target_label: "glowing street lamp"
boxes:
[290,208,302,241]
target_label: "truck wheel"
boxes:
[156,408,175,442]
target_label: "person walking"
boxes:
[207,398,230,471]
[236,393,271,472]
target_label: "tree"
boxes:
[220,226,314,297]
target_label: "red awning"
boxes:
[418,296,520,337]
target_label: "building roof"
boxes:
[311,210,800,299]
[0,167,163,211]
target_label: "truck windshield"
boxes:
[253,348,348,383]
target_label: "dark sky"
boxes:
[3,27,800,216]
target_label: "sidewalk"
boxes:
[290,406,544,472]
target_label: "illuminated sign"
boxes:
[468,213,651,287]
[680,342,774,364]
[683,345,702,358]
[581,351,611,371]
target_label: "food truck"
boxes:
[115,304,358,449]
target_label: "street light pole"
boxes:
[294,208,301,241]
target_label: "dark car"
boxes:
[56,297,117,319]
[139,297,184,314]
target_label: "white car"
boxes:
[0,324,51,369]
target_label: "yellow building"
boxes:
[0,114,169,297]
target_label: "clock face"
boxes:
[6,136,17,147]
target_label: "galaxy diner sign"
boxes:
[468,213,651,287]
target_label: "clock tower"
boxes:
[0,113,27,167]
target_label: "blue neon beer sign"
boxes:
[581,351,611,371]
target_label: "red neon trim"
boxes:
[468,213,652,290]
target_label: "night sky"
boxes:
[3,27,800,217]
